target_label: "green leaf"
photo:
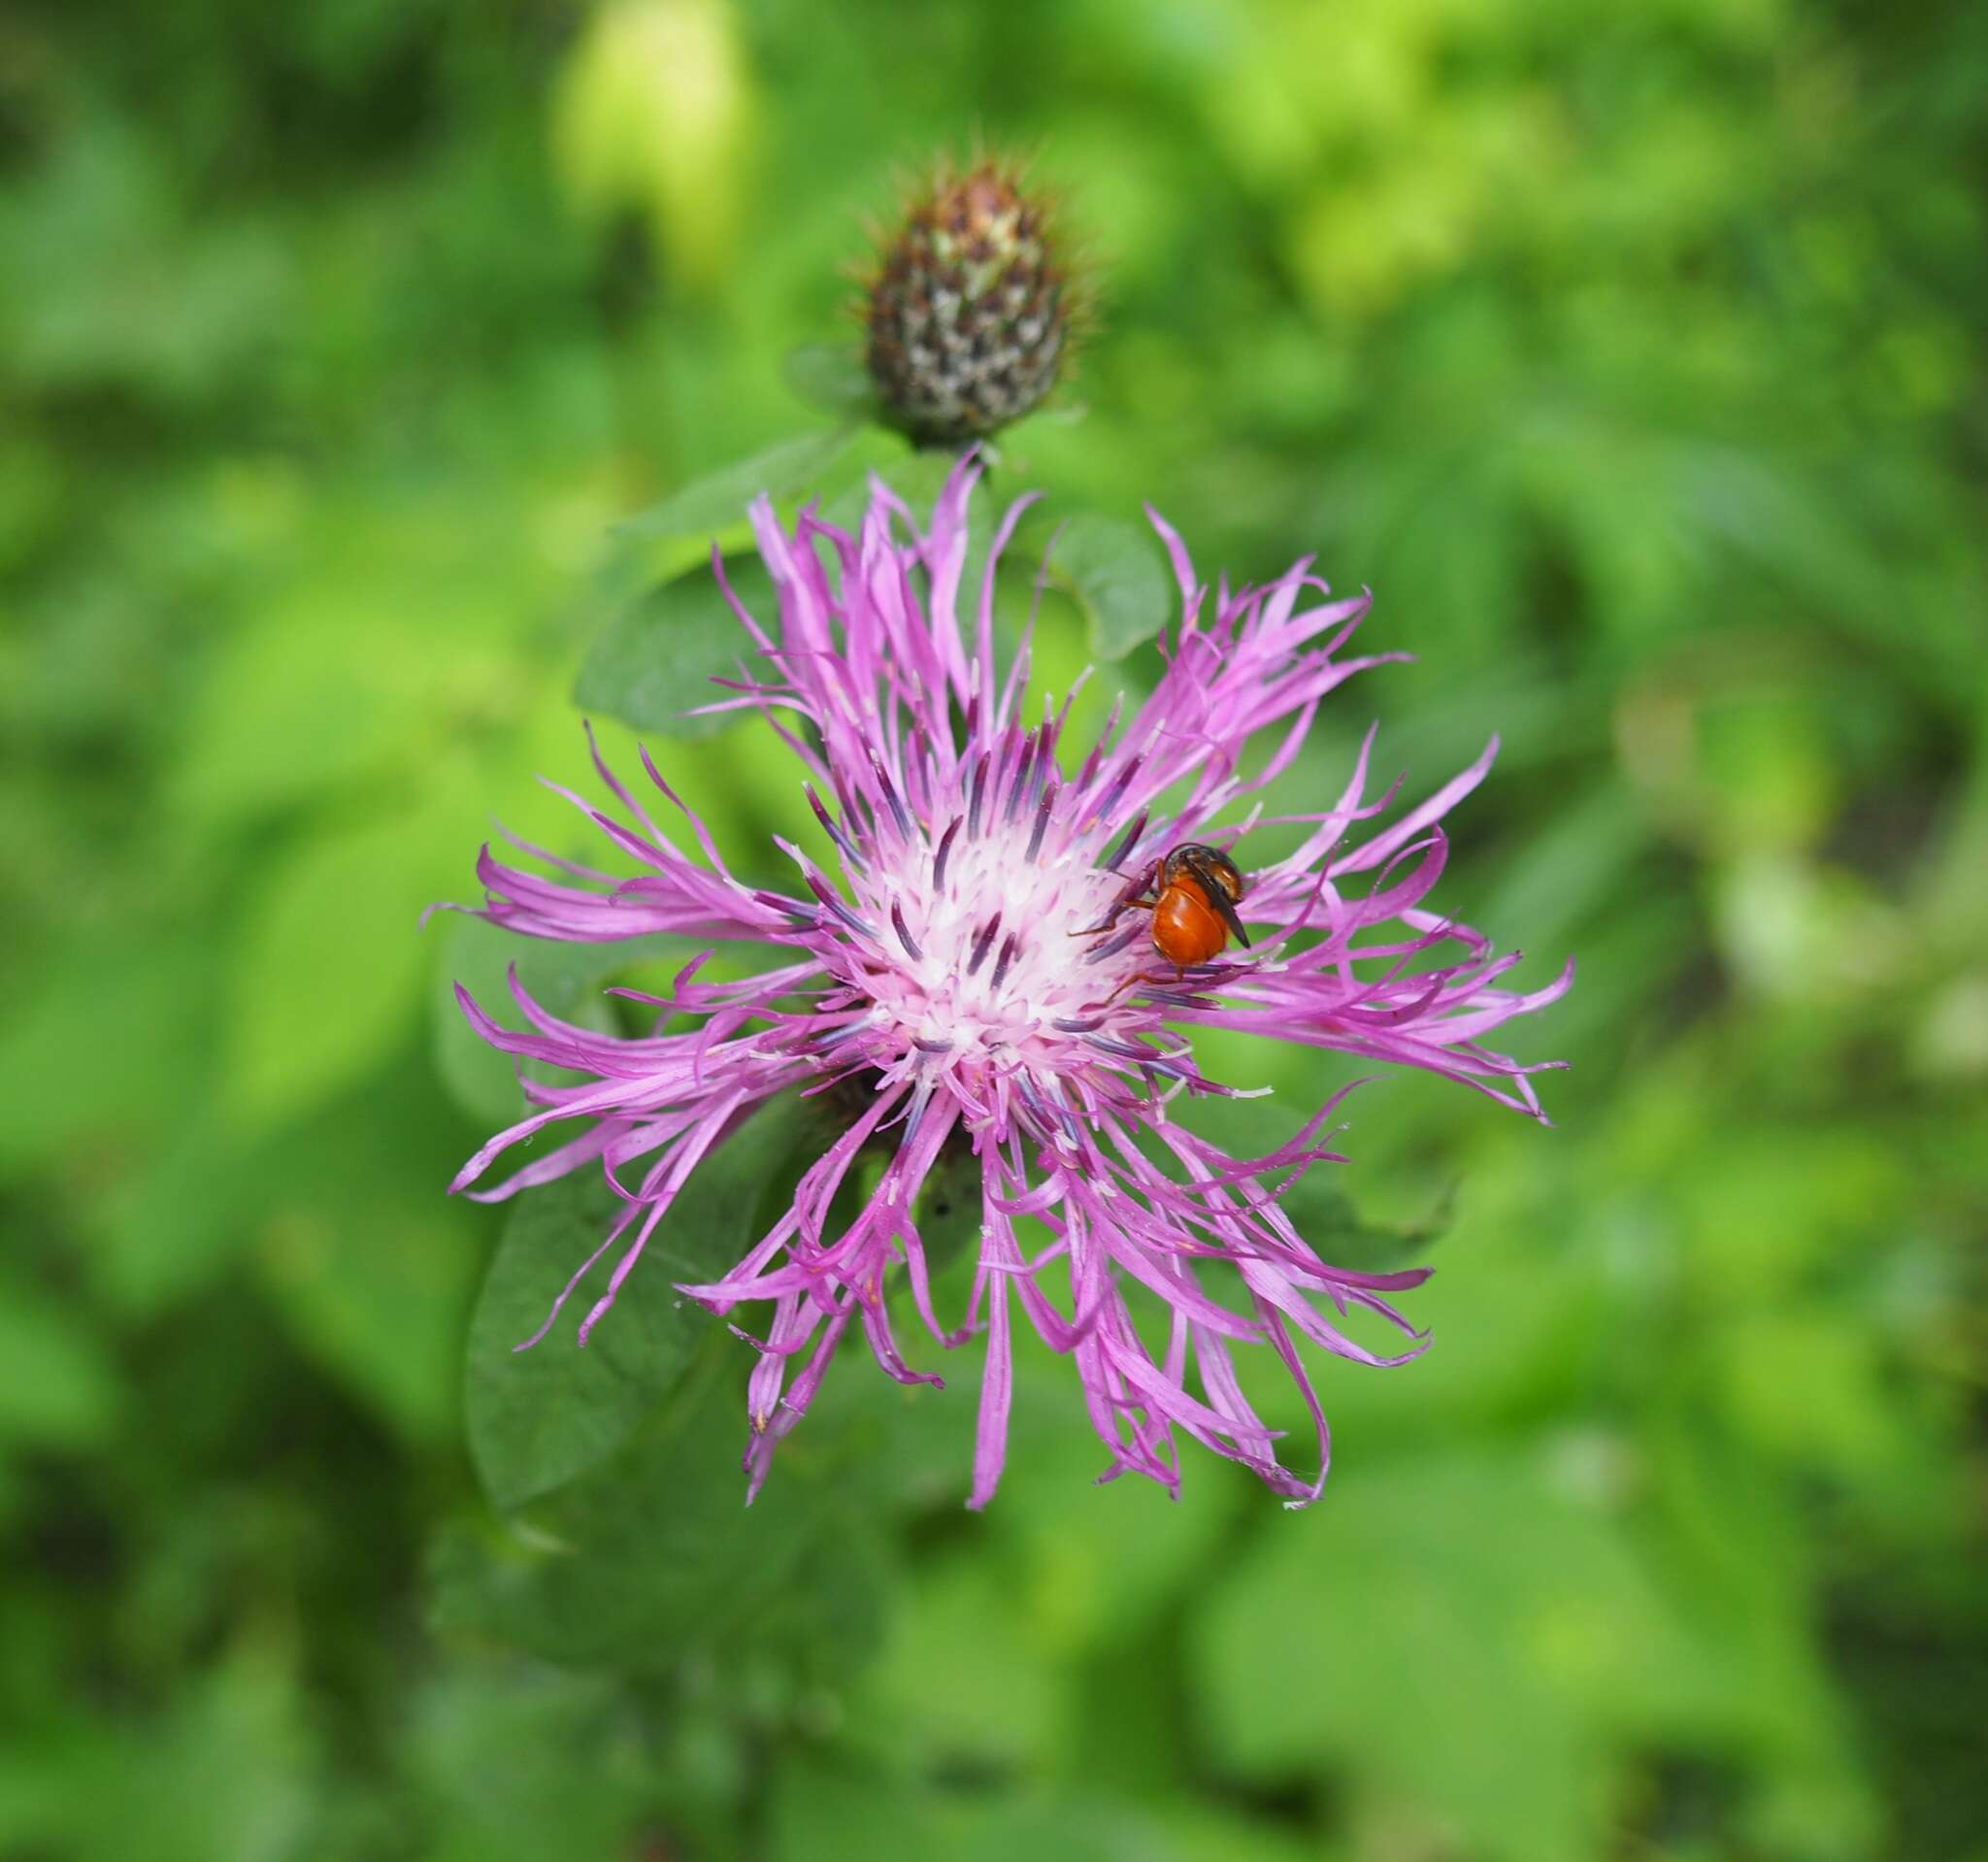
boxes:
[434,1333,882,1670]
[253,1159,480,1448]
[573,553,770,740]
[1038,513,1173,659]
[223,790,466,1132]
[783,343,879,420]
[616,428,859,543]
[444,1090,900,1669]
[854,1550,1069,1774]
[54,1648,321,1862]
[770,1765,1318,1862]
[432,915,695,1127]
[463,1093,812,1511]
[90,1047,483,1347]
[87,1119,267,1317]
[0,1270,121,1450]
[0,927,214,1181]
[1186,1446,1754,1862]
[403,1663,659,1862]
[981,1393,1235,1653]
[166,600,432,827]
[1275,1171,1455,1277]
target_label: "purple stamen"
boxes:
[1101,809,1149,872]
[872,756,914,841]
[1083,920,1146,965]
[990,933,1020,990]
[967,914,1003,976]
[805,871,878,941]
[1005,731,1040,825]
[1025,783,1056,862]
[1091,752,1143,824]
[804,783,861,866]
[932,817,961,891]
[967,751,990,839]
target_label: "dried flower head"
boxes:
[862,158,1080,447]
[449,458,1570,1508]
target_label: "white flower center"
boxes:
[853,827,1135,1073]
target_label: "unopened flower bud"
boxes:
[863,160,1078,448]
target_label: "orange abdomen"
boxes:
[1150,883,1229,966]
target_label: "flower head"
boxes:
[863,158,1079,447]
[450,457,1570,1507]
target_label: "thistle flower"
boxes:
[863,158,1077,447]
[449,457,1570,1508]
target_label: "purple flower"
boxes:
[449,456,1570,1508]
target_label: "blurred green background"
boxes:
[4,0,1985,1857]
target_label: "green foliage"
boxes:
[783,343,880,420]
[1030,512,1175,660]
[443,1094,899,1677]
[4,0,1986,1858]
[576,552,779,738]
[0,1269,121,1452]
[1191,1448,1872,1862]
[464,1097,808,1509]
[616,428,861,545]
[768,1761,1322,1862]
[226,799,467,1130]
[437,1345,886,1672]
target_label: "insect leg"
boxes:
[1069,858,1162,938]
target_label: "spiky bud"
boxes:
[863,161,1077,449]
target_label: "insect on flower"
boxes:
[446,453,1572,1510]
[1079,842,1253,973]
